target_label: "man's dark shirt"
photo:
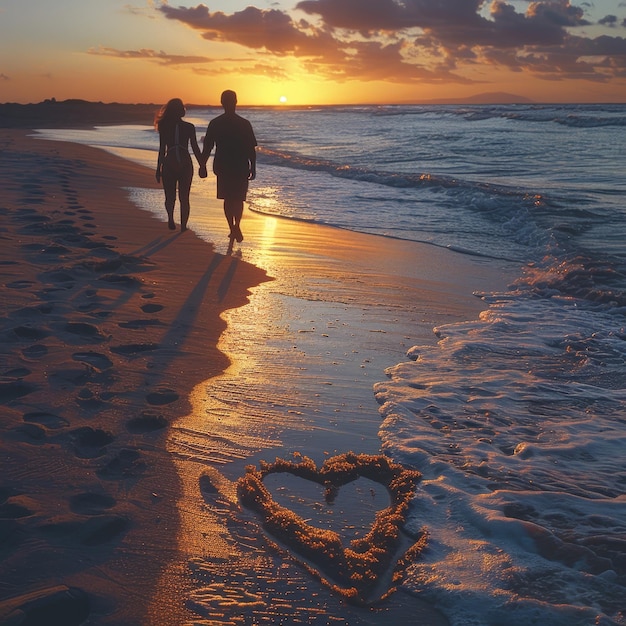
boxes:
[205,113,257,177]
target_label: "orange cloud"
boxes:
[192,61,290,81]
[87,46,212,66]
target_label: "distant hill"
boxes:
[0,99,161,128]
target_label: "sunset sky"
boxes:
[1,0,626,106]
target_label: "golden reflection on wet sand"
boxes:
[149,198,514,624]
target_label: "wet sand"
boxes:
[0,124,516,624]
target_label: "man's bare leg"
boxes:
[224,199,244,242]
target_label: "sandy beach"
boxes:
[0,121,516,625]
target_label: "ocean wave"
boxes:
[549,114,626,128]
[257,146,526,197]
[519,253,626,309]
[374,282,626,625]
[361,103,626,128]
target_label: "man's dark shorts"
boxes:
[217,172,249,201]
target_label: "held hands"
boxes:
[198,163,208,179]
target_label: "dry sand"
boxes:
[0,128,266,625]
[0,125,517,625]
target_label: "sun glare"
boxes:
[279,95,288,104]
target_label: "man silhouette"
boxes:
[200,90,257,245]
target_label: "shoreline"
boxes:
[0,126,519,624]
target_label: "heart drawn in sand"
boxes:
[237,452,427,605]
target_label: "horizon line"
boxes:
[3,96,626,107]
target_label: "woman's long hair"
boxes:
[154,98,185,132]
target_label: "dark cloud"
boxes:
[598,14,618,27]
[572,33,626,57]
[302,39,473,84]
[481,33,626,81]
[155,1,626,85]
[296,0,486,32]
[296,0,588,46]
[159,4,337,57]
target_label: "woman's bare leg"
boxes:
[162,170,177,230]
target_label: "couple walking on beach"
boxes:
[155,90,257,246]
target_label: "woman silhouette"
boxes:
[155,98,203,231]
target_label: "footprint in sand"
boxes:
[68,426,115,458]
[39,513,130,547]
[19,188,46,205]
[58,232,93,249]
[0,498,33,520]
[72,351,113,371]
[21,242,46,252]
[65,321,101,335]
[63,198,78,207]
[40,269,76,289]
[76,387,107,410]
[78,515,130,546]
[6,280,35,290]
[14,412,67,443]
[97,273,140,287]
[0,380,37,403]
[69,492,116,515]
[126,411,168,434]
[73,289,101,313]
[63,321,105,342]
[10,304,52,320]
[97,449,146,480]
[21,344,48,359]
[14,207,42,218]
[23,411,69,430]
[0,585,90,626]
[145,388,179,405]
[41,244,71,258]
[140,303,164,314]
[17,212,48,224]
[76,301,100,313]
[4,367,31,378]
[13,325,49,341]
[12,423,47,443]
[20,182,45,195]
[29,221,79,236]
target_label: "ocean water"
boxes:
[36,103,626,625]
